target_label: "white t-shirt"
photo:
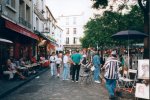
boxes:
[63,55,69,64]
[56,58,62,64]
[50,56,56,63]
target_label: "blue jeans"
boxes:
[105,78,116,96]
[62,63,69,80]
[50,63,56,76]
[94,65,100,81]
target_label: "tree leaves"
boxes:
[80,5,144,49]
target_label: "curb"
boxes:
[0,68,49,99]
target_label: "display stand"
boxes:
[135,59,149,100]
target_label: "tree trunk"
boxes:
[143,10,149,59]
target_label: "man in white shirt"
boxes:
[62,51,70,80]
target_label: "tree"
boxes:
[81,5,144,50]
[91,0,149,58]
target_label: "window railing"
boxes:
[19,17,31,29]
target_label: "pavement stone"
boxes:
[0,67,49,99]
[1,69,135,100]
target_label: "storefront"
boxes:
[0,38,13,65]
[0,17,39,64]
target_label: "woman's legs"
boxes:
[94,65,100,81]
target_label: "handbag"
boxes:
[90,65,95,71]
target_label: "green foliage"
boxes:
[81,5,144,49]
[91,0,108,9]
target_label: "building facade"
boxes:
[0,0,39,65]
[0,0,61,65]
[57,13,86,51]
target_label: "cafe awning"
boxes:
[5,20,39,40]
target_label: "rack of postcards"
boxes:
[135,59,149,100]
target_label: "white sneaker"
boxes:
[94,80,101,84]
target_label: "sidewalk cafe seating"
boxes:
[117,68,137,93]
[40,60,49,67]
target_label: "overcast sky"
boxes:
[46,0,93,19]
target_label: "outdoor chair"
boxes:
[117,68,138,93]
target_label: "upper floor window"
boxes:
[6,0,15,9]
[73,28,76,34]
[73,17,76,24]
[66,28,69,34]
[73,37,77,44]
[66,17,69,25]
[66,37,69,44]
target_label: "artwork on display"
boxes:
[138,59,149,79]
[135,83,149,99]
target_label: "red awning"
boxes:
[5,20,39,40]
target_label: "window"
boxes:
[66,37,69,44]
[73,17,76,24]
[66,17,69,25]
[73,28,76,34]
[73,37,77,44]
[36,17,39,31]
[66,28,69,34]
[6,0,15,9]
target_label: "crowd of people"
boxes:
[1,48,134,100]
[47,49,129,100]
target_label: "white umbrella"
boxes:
[0,38,13,43]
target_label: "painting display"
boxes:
[138,59,149,79]
[135,83,149,99]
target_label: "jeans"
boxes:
[94,65,100,81]
[62,63,69,80]
[105,78,116,96]
[50,63,56,76]
[72,64,80,81]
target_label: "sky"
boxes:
[46,0,93,19]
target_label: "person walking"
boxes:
[92,50,101,83]
[56,54,62,78]
[71,50,82,82]
[62,51,70,80]
[101,50,121,100]
[49,52,56,77]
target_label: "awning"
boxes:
[0,38,13,43]
[5,20,39,40]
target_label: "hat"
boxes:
[111,51,116,55]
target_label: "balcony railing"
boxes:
[19,17,31,29]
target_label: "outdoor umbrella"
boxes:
[111,30,148,69]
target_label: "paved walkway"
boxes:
[0,67,48,99]
[1,69,134,100]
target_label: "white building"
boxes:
[33,0,63,54]
[55,25,63,52]
[57,13,86,51]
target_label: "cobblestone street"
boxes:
[1,70,134,100]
